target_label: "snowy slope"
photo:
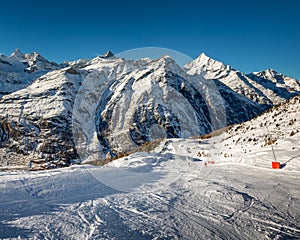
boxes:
[146,94,300,171]
[1,164,299,240]
[217,94,300,170]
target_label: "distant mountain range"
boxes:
[0,49,299,169]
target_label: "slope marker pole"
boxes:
[265,125,280,169]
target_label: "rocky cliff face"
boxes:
[0,50,299,169]
[0,67,83,168]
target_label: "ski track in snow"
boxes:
[0,159,299,239]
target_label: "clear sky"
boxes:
[0,0,299,79]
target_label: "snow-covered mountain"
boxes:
[185,53,300,105]
[0,50,299,168]
[246,69,300,104]
[0,49,61,97]
[91,56,264,157]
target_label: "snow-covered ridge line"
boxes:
[185,54,300,105]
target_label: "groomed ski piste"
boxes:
[1,96,299,239]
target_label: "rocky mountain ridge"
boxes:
[185,53,300,105]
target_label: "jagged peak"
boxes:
[266,68,276,72]
[10,48,25,58]
[263,68,277,74]
[184,52,230,70]
[247,68,300,89]
[184,52,232,76]
[197,52,210,62]
[252,68,281,78]
[103,50,114,58]
[32,51,43,57]
[25,51,48,62]
[200,52,208,57]
[195,53,227,66]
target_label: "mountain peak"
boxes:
[25,51,47,62]
[103,50,114,58]
[155,54,180,69]
[195,53,225,66]
[184,53,231,76]
[158,54,173,61]
[10,48,25,59]
[144,54,184,76]
[198,52,209,61]
[265,68,278,75]
[251,68,281,79]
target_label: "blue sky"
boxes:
[0,0,299,78]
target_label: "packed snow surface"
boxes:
[0,135,299,239]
